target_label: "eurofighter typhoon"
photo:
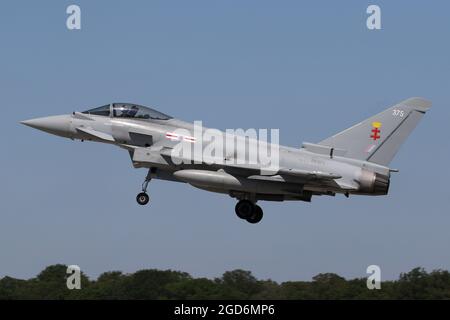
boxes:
[21,97,431,223]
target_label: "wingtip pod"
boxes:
[400,97,432,113]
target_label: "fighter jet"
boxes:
[21,97,431,223]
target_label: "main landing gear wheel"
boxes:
[136,192,149,205]
[235,200,264,223]
[247,205,263,224]
[235,200,254,219]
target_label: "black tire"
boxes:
[136,192,150,205]
[235,200,254,219]
[247,205,263,224]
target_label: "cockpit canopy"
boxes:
[82,103,172,120]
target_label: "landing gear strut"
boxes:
[136,168,153,206]
[235,200,263,224]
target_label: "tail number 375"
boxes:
[392,109,404,117]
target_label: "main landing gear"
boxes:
[235,200,263,224]
[136,169,152,206]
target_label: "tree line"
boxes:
[1,265,449,299]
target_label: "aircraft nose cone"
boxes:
[21,115,72,138]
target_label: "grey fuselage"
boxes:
[22,108,391,203]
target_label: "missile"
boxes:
[173,169,240,188]
[173,169,301,195]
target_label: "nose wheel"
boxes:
[136,168,153,206]
[136,192,149,205]
[235,200,263,224]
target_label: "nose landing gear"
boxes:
[235,200,263,224]
[136,168,153,206]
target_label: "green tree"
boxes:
[84,271,127,299]
[166,278,221,299]
[2,265,450,300]
[217,270,263,299]
[122,269,190,299]
[395,267,450,299]
[310,273,348,299]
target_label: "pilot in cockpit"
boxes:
[128,105,139,118]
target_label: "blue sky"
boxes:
[1,1,449,282]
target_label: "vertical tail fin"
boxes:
[318,97,431,166]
